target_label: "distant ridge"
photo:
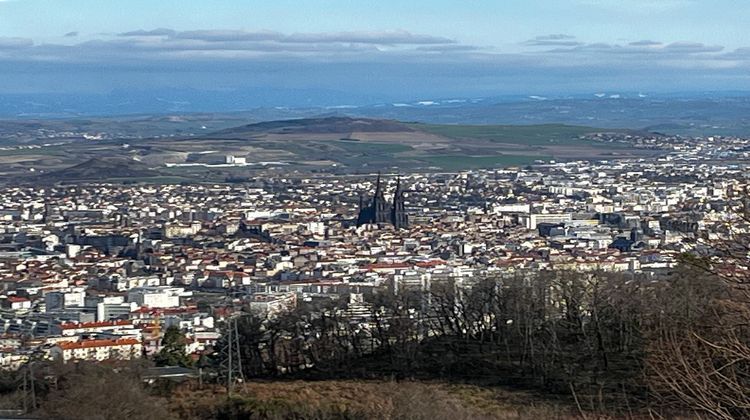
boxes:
[206,116,416,138]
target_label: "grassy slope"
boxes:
[329,141,413,154]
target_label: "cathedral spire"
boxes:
[374,171,383,197]
[391,174,408,229]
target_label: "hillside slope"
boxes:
[207,116,417,139]
[38,157,162,181]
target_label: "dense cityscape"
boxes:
[0,131,746,366]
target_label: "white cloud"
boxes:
[118,28,455,46]
[524,34,583,47]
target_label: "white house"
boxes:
[51,338,143,362]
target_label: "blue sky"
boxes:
[1,0,750,103]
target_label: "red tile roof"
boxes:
[57,338,141,350]
[415,260,445,268]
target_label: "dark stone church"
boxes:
[356,173,408,229]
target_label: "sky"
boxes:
[1,0,750,106]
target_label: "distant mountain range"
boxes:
[3,90,750,136]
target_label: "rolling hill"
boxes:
[1,116,664,184]
[207,116,416,138]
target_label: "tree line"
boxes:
[212,264,750,419]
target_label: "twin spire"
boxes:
[356,172,408,229]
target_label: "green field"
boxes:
[412,123,618,146]
[0,146,71,157]
[420,154,548,170]
[329,141,413,154]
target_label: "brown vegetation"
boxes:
[167,380,576,420]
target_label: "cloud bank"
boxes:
[1,28,750,96]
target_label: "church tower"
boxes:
[391,176,408,229]
[372,173,390,224]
